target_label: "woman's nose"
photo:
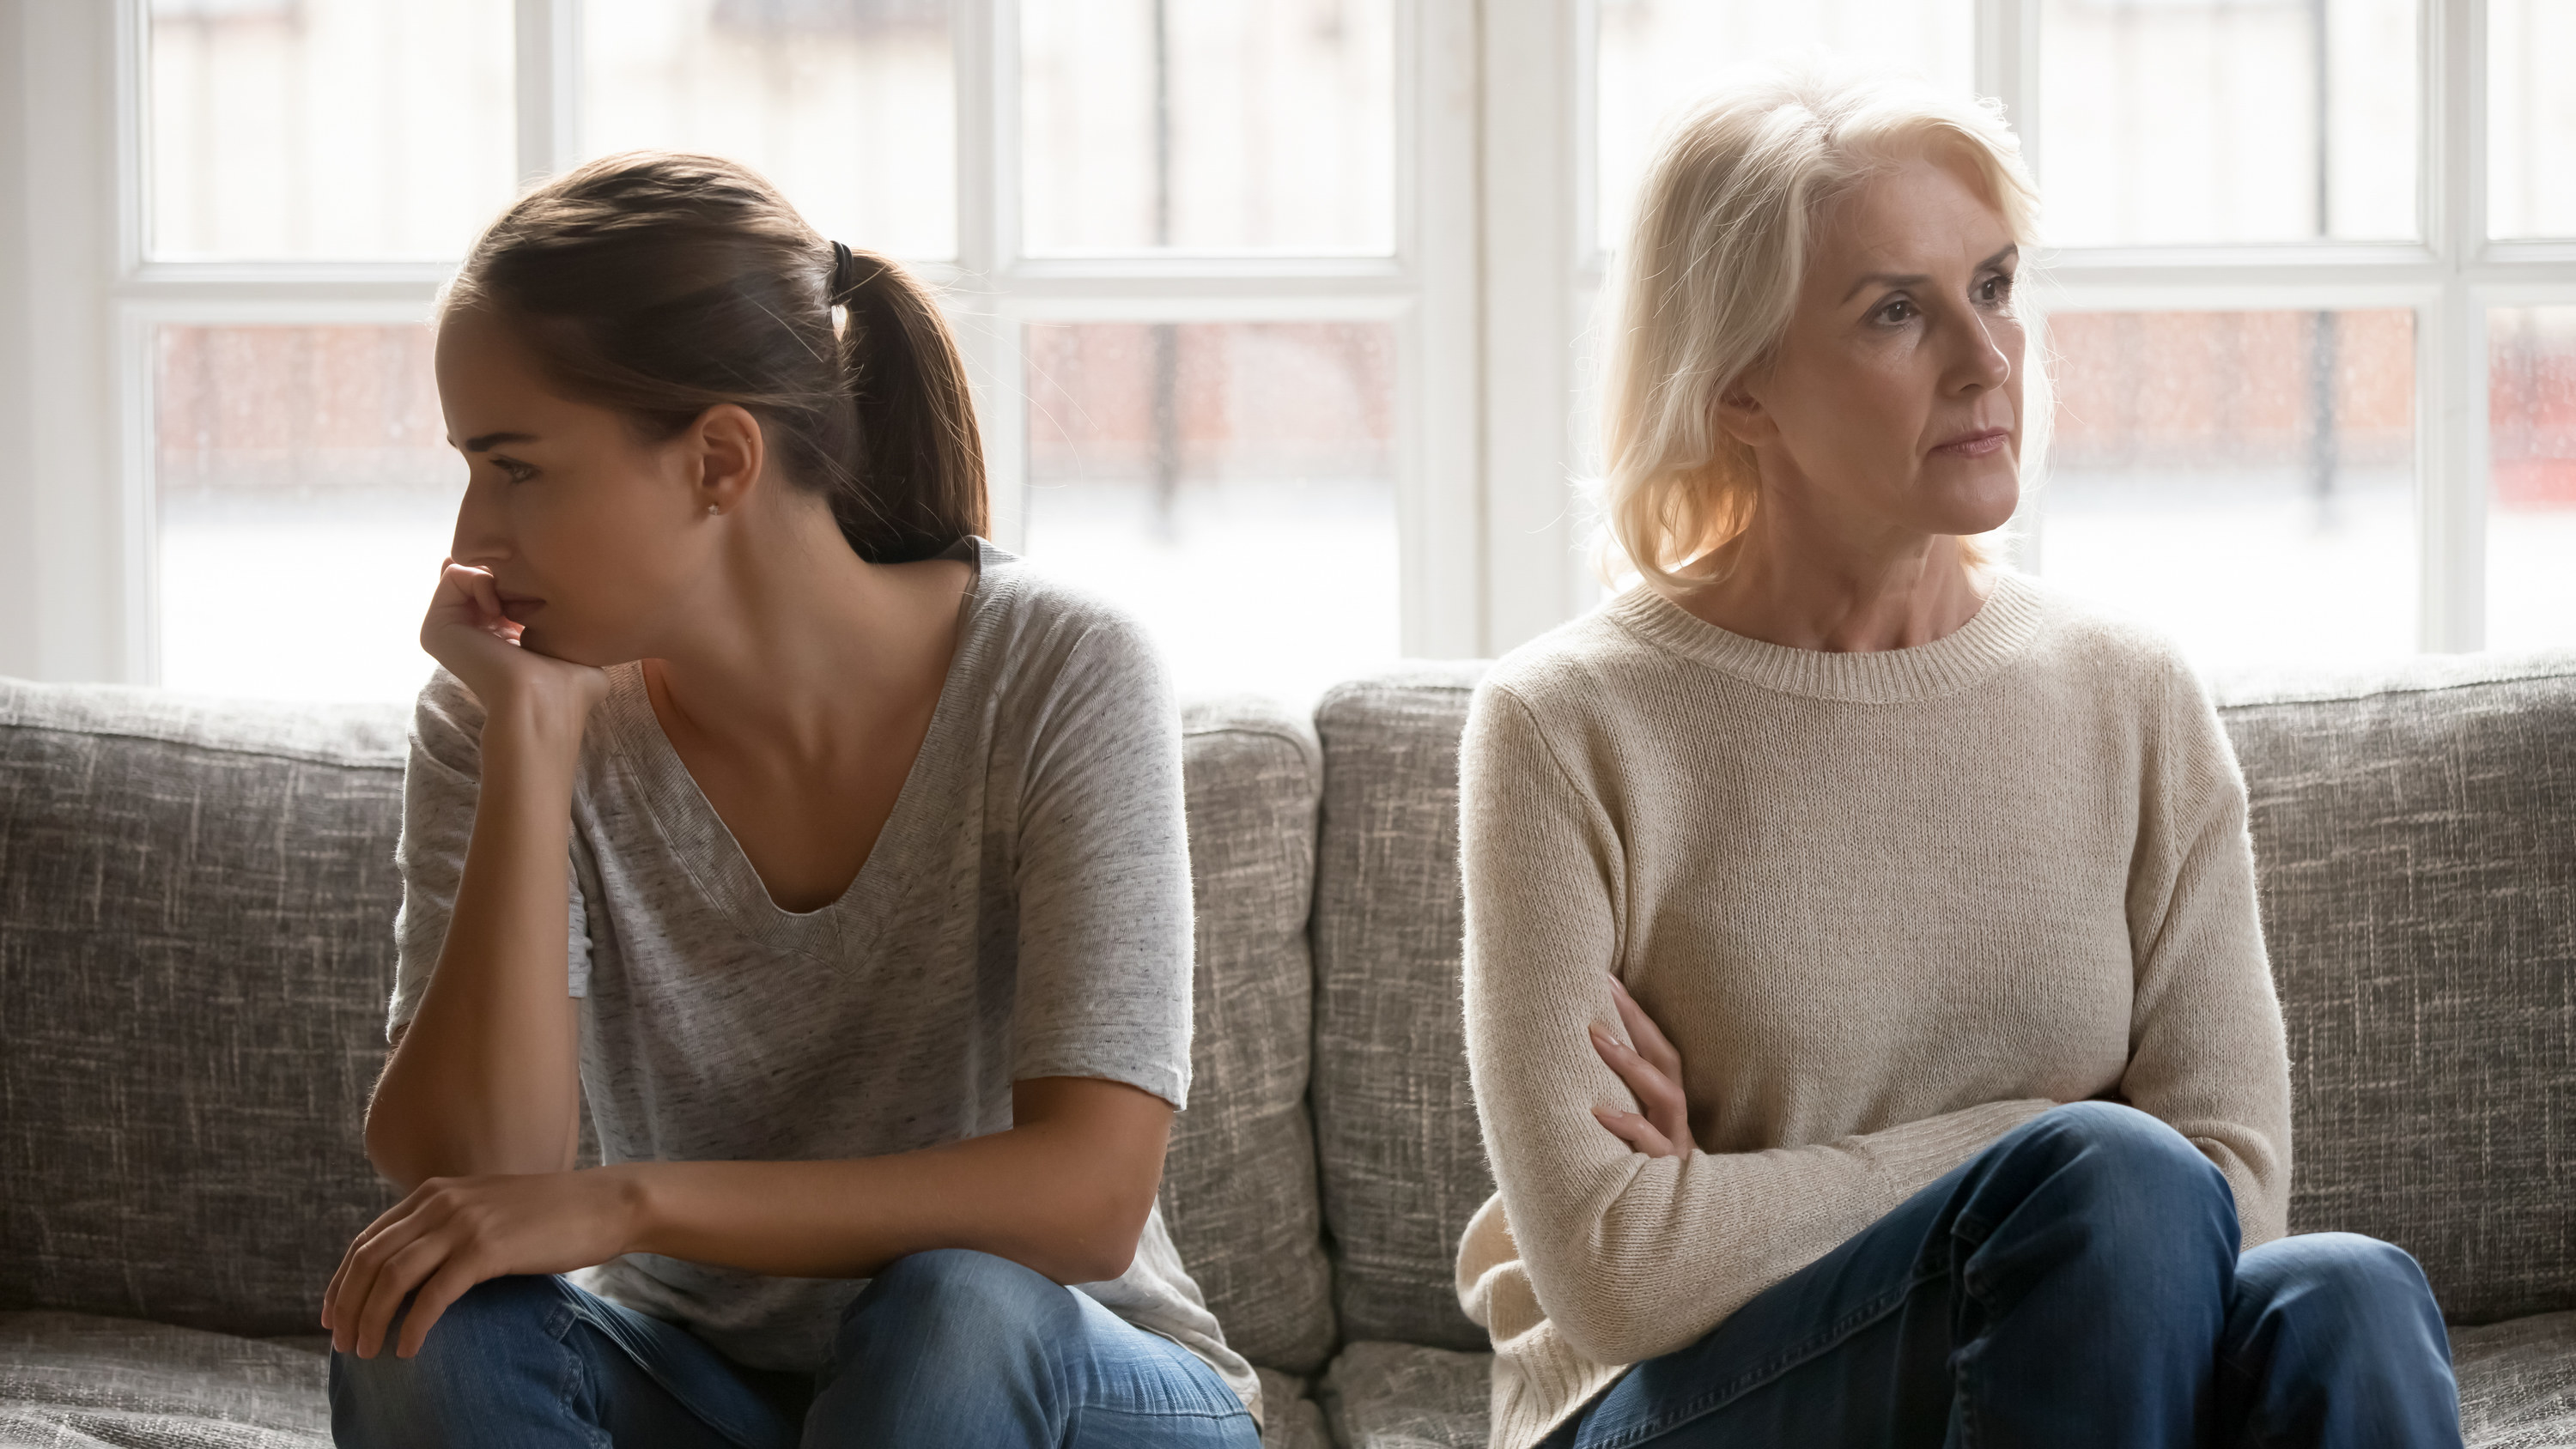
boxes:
[448,476,509,567]
[1953,315,2015,393]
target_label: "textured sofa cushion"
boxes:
[1304,651,2576,1356]
[1312,1314,2576,1449]
[0,1312,331,1448]
[2217,653,2576,1325]
[2451,1312,2576,1449]
[0,679,1334,1371]
[0,1313,1337,1449]
[1161,700,1338,1374]
[0,681,411,1336]
[1318,1339,1492,1449]
[1309,666,1494,1352]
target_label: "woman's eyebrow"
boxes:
[1839,244,2020,303]
[453,431,539,452]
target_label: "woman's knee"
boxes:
[816,1252,1080,1441]
[2236,1233,2443,1344]
[837,1250,1073,1373]
[2002,1102,2232,1211]
[1970,1102,2239,1282]
[330,1274,575,1429]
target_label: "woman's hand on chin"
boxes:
[421,560,608,727]
[321,1166,646,1360]
[1589,974,1698,1158]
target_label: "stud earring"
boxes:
[706,504,720,515]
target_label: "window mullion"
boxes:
[2421,0,2486,651]
[513,0,580,185]
[1976,0,2041,177]
[961,0,1024,549]
[1479,0,1584,657]
[960,0,1006,280]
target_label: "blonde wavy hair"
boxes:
[1598,59,2047,593]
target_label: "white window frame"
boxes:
[0,0,1484,686]
[4,0,2573,685]
[1490,0,2576,655]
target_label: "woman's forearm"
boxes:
[366,698,590,1188]
[611,1076,1170,1287]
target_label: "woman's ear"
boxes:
[1711,379,1775,450]
[690,403,767,515]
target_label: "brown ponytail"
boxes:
[445,151,987,563]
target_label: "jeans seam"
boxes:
[544,1300,615,1449]
[1583,1266,1951,1449]
[562,1294,778,1449]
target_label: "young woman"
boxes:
[320,152,1261,1449]
[1455,66,2463,1449]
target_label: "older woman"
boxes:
[1455,64,2461,1449]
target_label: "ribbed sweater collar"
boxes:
[1606,569,2045,704]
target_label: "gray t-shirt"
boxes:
[387,539,1255,1416]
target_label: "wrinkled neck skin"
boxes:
[1674,473,1991,655]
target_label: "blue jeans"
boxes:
[329,1247,1261,1448]
[1540,1102,2462,1449]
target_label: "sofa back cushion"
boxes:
[2220,654,2576,1325]
[0,680,410,1336]
[1160,700,1338,1373]
[1309,667,1494,1351]
[0,680,1339,1366]
[1305,652,2576,1347]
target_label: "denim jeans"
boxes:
[329,1247,1261,1448]
[1539,1102,2463,1449]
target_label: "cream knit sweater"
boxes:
[1455,571,2293,1449]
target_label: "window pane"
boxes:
[156,326,457,701]
[2038,0,2417,246]
[2488,0,2576,239]
[2035,309,2416,666]
[1019,0,1395,254]
[2488,306,2576,652]
[1595,0,1977,255]
[1022,322,1398,702]
[148,0,516,259]
[580,0,956,261]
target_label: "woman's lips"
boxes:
[1931,427,2011,458]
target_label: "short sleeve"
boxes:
[1006,612,1194,1109]
[387,669,593,1040]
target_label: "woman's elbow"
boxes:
[1044,1182,1157,1285]
[1540,1285,1686,1367]
[361,1112,430,1194]
[1519,1231,1712,1366]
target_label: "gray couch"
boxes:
[3,652,2573,1448]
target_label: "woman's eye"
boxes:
[1978,274,2016,305]
[493,458,536,483]
[1876,298,1917,324]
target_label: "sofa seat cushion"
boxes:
[0,1310,328,1446]
[2456,1311,2576,1449]
[1310,1310,2576,1449]
[1319,1339,1492,1449]
[1253,1367,1333,1449]
[0,1313,1331,1449]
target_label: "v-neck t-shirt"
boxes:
[386,538,1256,1416]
